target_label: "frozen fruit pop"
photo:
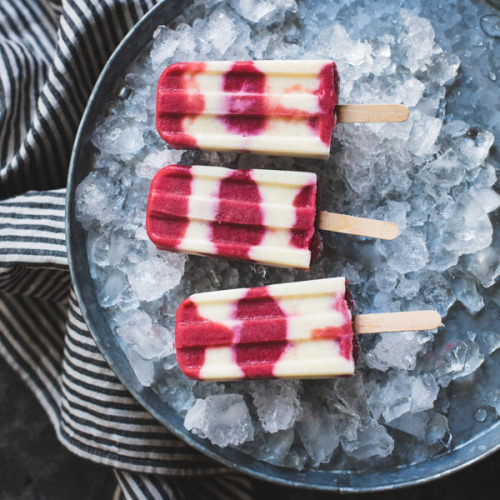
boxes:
[174,277,441,381]
[156,60,409,159]
[146,165,399,269]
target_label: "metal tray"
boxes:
[66,0,500,492]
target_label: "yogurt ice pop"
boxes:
[146,165,399,269]
[175,278,441,381]
[156,60,409,159]
[156,60,337,159]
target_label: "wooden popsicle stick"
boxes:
[317,211,399,240]
[353,310,441,335]
[337,104,410,123]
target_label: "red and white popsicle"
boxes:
[156,60,409,159]
[146,165,399,269]
[174,277,441,381]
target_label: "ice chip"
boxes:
[425,340,484,387]
[92,118,144,155]
[334,372,369,415]
[426,412,451,447]
[426,149,465,188]
[251,380,302,433]
[125,348,155,387]
[407,110,442,156]
[458,129,494,169]
[116,310,171,360]
[234,0,297,25]
[75,171,125,229]
[470,188,500,214]
[297,401,339,466]
[374,265,399,293]
[467,246,500,288]
[427,49,460,86]
[397,9,435,72]
[386,411,429,439]
[127,253,185,301]
[418,271,456,317]
[443,194,493,255]
[366,332,427,372]
[486,389,500,418]
[410,374,439,413]
[377,229,429,274]
[97,270,128,308]
[251,428,295,466]
[446,268,484,314]
[184,394,254,447]
[380,373,412,422]
[136,149,184,179]
[335,405,394,460]
[151,26,180,69]
[478,330,500,356]
[395,276,420,300]
[206,10,237,55]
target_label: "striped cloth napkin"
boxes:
[0,1,255,498]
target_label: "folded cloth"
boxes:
[0,1,254,498]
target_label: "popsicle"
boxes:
[174,277,441,381]
[156,60,409,159]
[146,165,399,269]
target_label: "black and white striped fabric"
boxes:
[0,1,254,498]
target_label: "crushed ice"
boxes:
[75,0,499,472]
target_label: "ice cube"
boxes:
[116,310,171,360]
[234,0,297,25]
[446,268,484,314]
[125,348,155,387]
[366,332,427,372]
[396,9,435,72]
[92,117,144,155]
[151,26,181,69]
[296,401,339,466]
[136,149,184,179]
[250,428,295,466]
[387,411,429,439]
[426,149,465,188]
[469,247,500,288]
[485,389,500,418]
[335,405,394,460]
[410,374,439,413]
[374,265,399,293]
[250,380,302,433]
[97,270,128,308]
[478,330,500,355]
[333,372,369,415]
[427,49,460,86]
[458,130,494,169]
[184,394,254,447]
[417,270,456,317]
[425,340,484,387]
[380,372,412,422]
[205,10,237,55]
[425,412,451,447]
[443,194,493,256]
[75,171,125,229]
[377,229,429,274]
[126,253,185,302]
[407,110,442,156]
[470,188,500,215]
